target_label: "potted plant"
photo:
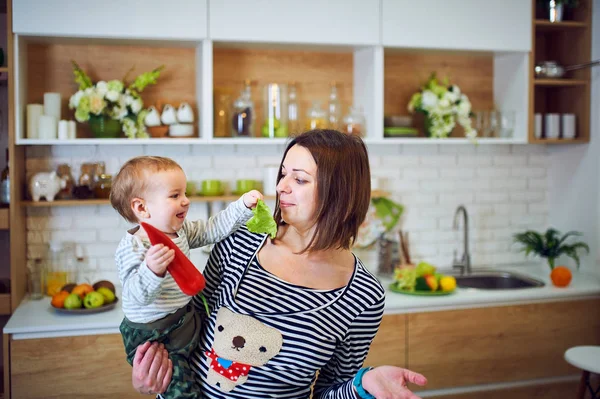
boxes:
[537,0,580,22]
[68,61,164,139]
[407,73,476,139]
[513,228,589,287]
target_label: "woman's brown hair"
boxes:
[110,156,182,224]
[273,129,371,253]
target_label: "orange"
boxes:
[71,283,94,299]
[550,266,572,288]
[51,291,70,308]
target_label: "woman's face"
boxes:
[276,145,318,230]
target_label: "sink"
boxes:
[454,271,545,290]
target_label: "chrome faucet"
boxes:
[452,205,471,275]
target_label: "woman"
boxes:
[132,130,427,398]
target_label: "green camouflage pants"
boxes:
[120,303,202,399]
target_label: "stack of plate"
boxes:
[384,115,418,138]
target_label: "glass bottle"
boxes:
[287,82,301,136]
[342,106,366,137]
[305,101,327,131]
[0,149,9,207]
[56,164,75,200]
[213,89,231,138]
[261,83,288,138]
[327,82,341,130]
[28,258,44,300]
[231,80,254,137]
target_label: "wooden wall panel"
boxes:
[11,334,145,398]
[26,43,196,138]
[213,47,354,137]
[384,51,494,137]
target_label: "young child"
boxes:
[110,156,261,399]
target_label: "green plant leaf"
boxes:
[71,60,93,90]
[513,228,589,269]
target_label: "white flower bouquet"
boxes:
[407,73,477,139]
[68,61,164,139]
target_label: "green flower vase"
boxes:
[89,115,122,138]
[423,114,433,138]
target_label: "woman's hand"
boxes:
[132,341,173,395]
[362,366,427,399]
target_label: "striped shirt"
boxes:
[189,226,385,398]
[115,198,252,323]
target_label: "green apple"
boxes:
[83,291,105,309]
[64,293,83,309]
[96,287,115,304]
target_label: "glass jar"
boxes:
[73,162,95,199]
[305,101,327,131]
[231,80,254,137]
[214,90,232,138]
[261,83,288,138]
[342,106,366,137]
[94,174,112,199]
[28,258,44,300]
[56,164,75,200]
[287,82,301,136]
[327,82,341,130]
[45,242,77,296]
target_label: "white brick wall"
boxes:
[24,143,549,283]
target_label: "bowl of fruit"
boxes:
[390,262,457,296]
[50,280,118,314]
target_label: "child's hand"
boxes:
[145,244,174,277]
[242,190,264,209]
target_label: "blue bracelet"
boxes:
[353,367,375,399]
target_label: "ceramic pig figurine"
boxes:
[29,171,66,202]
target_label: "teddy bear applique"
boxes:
[205,307,283,392]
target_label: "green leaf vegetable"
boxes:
[513,228,589,269]
[246,199,278,239]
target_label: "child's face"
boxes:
[140,168,190,234]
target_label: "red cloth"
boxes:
[205,348,252,382]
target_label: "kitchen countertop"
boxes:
[4,263,600,340]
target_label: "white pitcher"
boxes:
[177,102,194,123]
[161,104,177,125]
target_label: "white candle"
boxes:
[67,120,77,139]
[58,120,69,140]
[43,92,61,121]
[26,104,44,139]
[37,115,57,139]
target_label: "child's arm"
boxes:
[116,238,168,307]
[185,190,263,249]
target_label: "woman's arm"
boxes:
[312,298,385,398]
[131,341,173,395]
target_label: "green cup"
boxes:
[201,180,224,196]
[185,182,197,197]
[235,179,257,194]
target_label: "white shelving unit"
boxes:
[12,0,533,146]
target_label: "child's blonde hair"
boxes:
[110,156,183,223]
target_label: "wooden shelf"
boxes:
[21,195,277,207]
[0,294,10,315]
[22,191,389,207]
[534,79,588,87]
[530,138,589,144]
[534,20,588,30]
[0,208,8,229]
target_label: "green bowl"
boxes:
[201,180,224,196]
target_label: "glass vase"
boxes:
[89,115,121,138]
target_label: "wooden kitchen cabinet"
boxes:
[365,298,600,395]
[382,0,531,52]
[364,313,406,368]
[209,0,380,46]
[8,334,144,399]
[13,0,208,41]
